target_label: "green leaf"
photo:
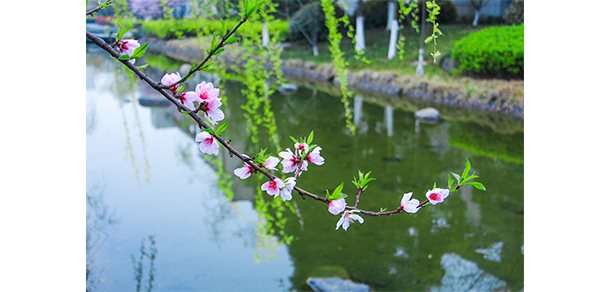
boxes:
[461,182,486,191]
[289,136,298,144]
[451,172,461,182]
[118,54,131,60]
[307,131,314,145]
[203,128,215,135]
[247,0,265,17]
[137,64,149,70]
[425,35,434,44]
[216,122,229,134]
[181,111,191,117]
[116,25,132,41]
[225,36,240,44]
[190,62,198,73]
[332,182,344,197]
[131,43,148,59]
[213,48,225,56]
[462,158,471,182]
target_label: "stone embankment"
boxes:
[143,37,524,117]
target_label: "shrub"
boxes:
[287,2,344,42]
[138,18,289,40]
[452,24,524,79]
[504,0,524,25]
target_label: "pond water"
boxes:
[86,45,524,291]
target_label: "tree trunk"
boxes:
[416,2,426,76]
[355,0,365,51]
[262,21,269,47]
[472,10,480,26]
[387,20,399,60]
[386,0,396,31]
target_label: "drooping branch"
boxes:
[85,0,473,219]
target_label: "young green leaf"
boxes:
[213,48,225,56]
[118,54,131,60]
[216,122,229,134]
[289,136,298,144]
[116,25,132,41]
[461,182,486,191]
[137,64,149,70]
[225,36,240,44]
[461,158,471,181]
[307,131,314,145]
[131,42,148,58]
[203,128,215,135]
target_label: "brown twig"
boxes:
[85,30,437,218]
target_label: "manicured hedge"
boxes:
[452,24,524,79]
[137,18,289,40]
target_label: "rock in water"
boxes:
[415,107,441,122]
[429,253,508,292]
[306,277,371,292]
[475,242,504,262]
[278,83,298,95]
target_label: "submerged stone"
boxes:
[415,107,441,122]
[429,253,508,292]
[475,242,504,262]
[278,83,298,95]
[306,277,371,292]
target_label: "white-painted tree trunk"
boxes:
[355,15,366,51]
[385,105,394,137]
[262,21,269,47]
[416,47,425,76]
[386,1,396,31]
[354,95,363,127]
[387,20,399,60]
[312,44,319,56]
[472,10,480,26]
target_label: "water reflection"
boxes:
[87,45,523,291]
[86,46,294,291]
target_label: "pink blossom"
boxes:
[261,178,285,197]
[177,91,197,111]
[279,177,296,201]
[161,72,181,92]
[195,131,219,155]
[400,192,421,214]
[198,97,225,125]
[425,188,450,205]
[234,164,254,179]
[336,210,364,231]
[117,39,140,56]
[279,148,300,173]
[261,156,280,171]
[328,198,346,215]
[294,142,309,155]
[194,81,220,103]
[305,146,325,166]
[117,39,140,64]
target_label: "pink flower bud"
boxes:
[328,198,347,215]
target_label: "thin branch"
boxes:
[86,30,437,218]
[160,16,250,90]
[86,0,112,16]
